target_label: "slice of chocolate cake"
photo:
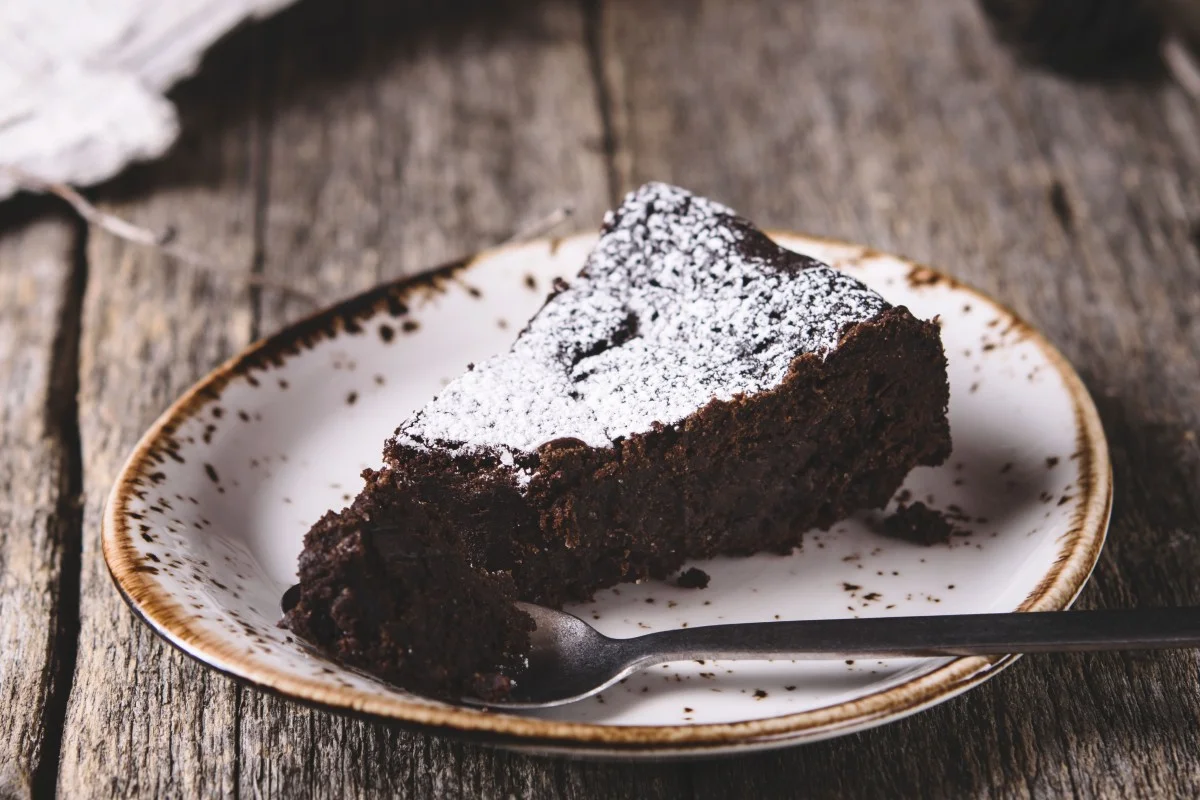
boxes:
[284,183,952,700]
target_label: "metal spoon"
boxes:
[468,603,1200,709]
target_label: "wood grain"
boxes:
[0,206,81,799]
[56,33,262,797]
[2,0,1200,795]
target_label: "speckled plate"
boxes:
[104,232,1111,758]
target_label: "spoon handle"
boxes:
[633,607,1200,663]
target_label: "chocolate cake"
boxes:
[283,183,952,699]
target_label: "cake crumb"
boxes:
[676,567,711,589]
[470,672,513,702]
[883,502,964,545]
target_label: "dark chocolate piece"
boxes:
[284,183,952,699]
[676,568,711,590]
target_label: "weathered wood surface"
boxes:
[59,28,261,796]
[1,0,1199,796]
[0,207,80,799]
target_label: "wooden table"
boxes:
[3,0,1199,796]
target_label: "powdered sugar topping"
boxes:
[396,183,888,465]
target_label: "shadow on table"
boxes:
[1084,385,1200,608]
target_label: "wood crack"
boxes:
[582,0,621,206]
[29,215,88,800]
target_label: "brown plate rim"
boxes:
[103,231,1113,753]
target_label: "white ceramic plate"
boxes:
[104,233,1111,757]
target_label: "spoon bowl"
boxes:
[497,603,651,709]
